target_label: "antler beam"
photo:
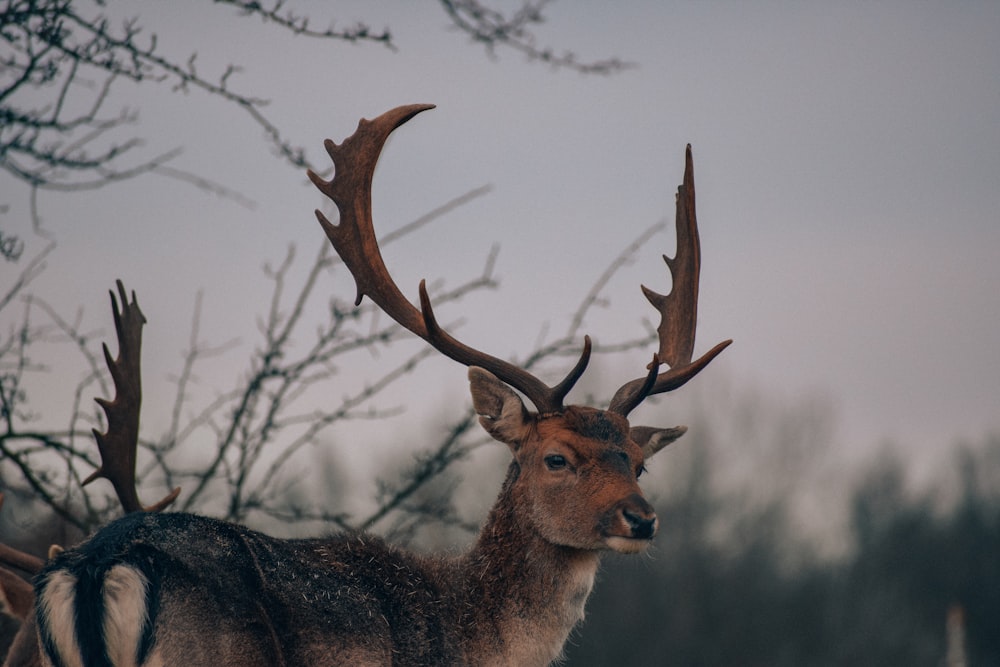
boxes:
[307,104,590,413]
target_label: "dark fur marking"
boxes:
[36,513,168,667]
[131,543,163,664]
[73,563,111,667]
[562,408,628,446]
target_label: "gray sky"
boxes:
[4,1,999,488]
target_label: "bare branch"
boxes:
[438,0,632,74]
[216,0,394,47]
[0,240,54,314]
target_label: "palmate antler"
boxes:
[608,145,733,416]
[83,280,180,513]
[308,105,729,415]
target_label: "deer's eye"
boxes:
[636,464,648,479]
[544,454,568,471]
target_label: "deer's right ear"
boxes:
[469,367,530,448]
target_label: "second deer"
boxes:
[28,104,731,667]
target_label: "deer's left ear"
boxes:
[630,425,688,459]
[469,367,531,449]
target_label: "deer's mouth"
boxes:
[603,535,654,554]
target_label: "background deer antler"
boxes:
[83,280,180,514]
[0,283,179,667]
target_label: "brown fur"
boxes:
[0,568,41,667]
[2,613,41,667]
[33,369,674,666]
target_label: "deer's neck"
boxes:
[455,463,601,666]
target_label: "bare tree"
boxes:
[0,0,633,537]
[0,192,663,538]
[1,0,624,214]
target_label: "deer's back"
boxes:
[35,512,461,666]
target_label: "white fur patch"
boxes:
[570,565,596,623]
[604,535,652,554]
[102,564,150,667]
[547,557,598,665]
[37,570,84,667]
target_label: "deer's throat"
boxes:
[457,484,601,665]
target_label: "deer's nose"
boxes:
[620,494,657,540]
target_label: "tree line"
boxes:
[565,432,1000,666]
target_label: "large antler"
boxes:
[83,280,180,513]
[307,104,591,413]
[608,145,732,416]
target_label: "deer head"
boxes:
[307,104,731,555]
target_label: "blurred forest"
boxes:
[6,382,998,666]
[563,418,1000,666]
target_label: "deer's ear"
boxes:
[630,425,688,459]
[469,367,531,448]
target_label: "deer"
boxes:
[2,104,731,667]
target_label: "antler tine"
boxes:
[83,280,180,514]
[308,104,590,413]
[609,145,732,416]
[548,335,593,408]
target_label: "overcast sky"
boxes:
[4,1,999,490]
